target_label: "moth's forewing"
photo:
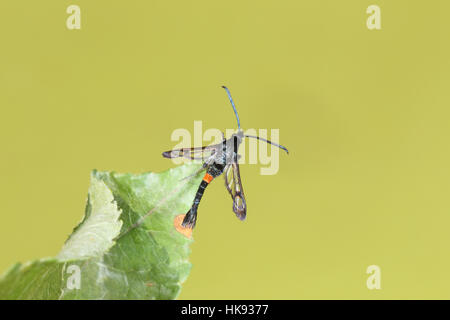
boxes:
[231,162,246,220]
[162,144,219,160]
[224,161,247,220]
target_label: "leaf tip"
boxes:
[174,214,193,239]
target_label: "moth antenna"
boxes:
[244,134,289,154]
[221,86,241,130]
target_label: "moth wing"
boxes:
[162,144,219,160]
[224,161,247,220]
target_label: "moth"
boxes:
[162,86,289,228]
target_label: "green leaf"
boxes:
[0,163,203,300]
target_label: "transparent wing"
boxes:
[224,161,247,220]
[162,144,219,160]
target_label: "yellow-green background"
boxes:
[1,1,449,299]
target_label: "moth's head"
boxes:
[234,130,244,140]
[228,130,244,154]
[230,130,244,146]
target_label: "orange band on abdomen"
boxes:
[203,173,214,183]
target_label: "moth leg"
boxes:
[179,154,216,181]
[180,163,208,181]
